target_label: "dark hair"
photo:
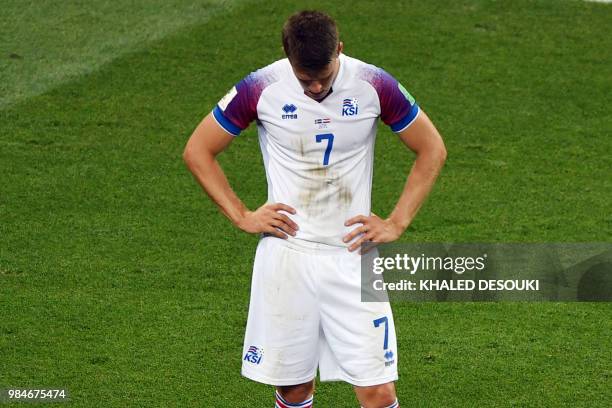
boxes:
[282,10,339,72]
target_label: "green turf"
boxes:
[1,0,611,406]
[0,0,248,108]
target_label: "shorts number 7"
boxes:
[315,133,334,165]
[373,316,389,350]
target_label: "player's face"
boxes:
[292,58,339,101]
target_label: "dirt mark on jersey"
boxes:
[298,137,305,157]
[292,136,353,216]
[298,165,353,217]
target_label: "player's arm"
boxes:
[388,110,446,230]
[183,113,298,239]
[343,110,446,251]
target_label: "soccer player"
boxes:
[184,10,446,408]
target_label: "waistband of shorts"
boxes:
[261,234,350,255]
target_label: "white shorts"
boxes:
[241,236,398,387]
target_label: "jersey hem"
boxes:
[284,236,349,252]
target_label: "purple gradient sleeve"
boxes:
[213,72,268,136]
[363,67,420,132]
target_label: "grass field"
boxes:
[1,0,611,406]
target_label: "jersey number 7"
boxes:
[315,133,334,166]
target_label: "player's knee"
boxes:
[276,380,315,403]
[355,382,397,408]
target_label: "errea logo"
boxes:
[384,350,395,367]
[342,98,358,116]
[282,104,298,119]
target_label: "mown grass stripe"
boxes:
[0,0,250,109]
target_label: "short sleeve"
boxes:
[364,68,420,133]
[212,70,270,136]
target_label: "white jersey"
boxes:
[213,54,420,247]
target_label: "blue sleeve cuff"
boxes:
[212,105,242,136]
[390,104,420,133]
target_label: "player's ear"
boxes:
[337,41,344,56]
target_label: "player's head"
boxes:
[282,10,343,101]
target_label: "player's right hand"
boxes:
[236,203,299,239]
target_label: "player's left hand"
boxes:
[342,213,404,252]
